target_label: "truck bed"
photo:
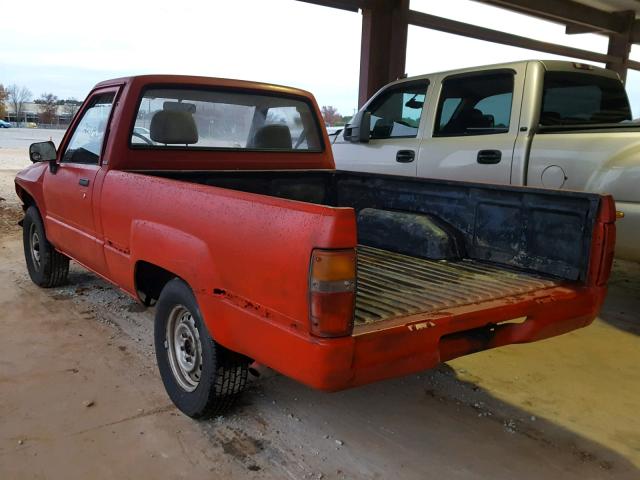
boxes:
[355,245,557,326]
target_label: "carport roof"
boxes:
[480,0,640,39]
[298,0,640,106]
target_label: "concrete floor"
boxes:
[1,131,639,479]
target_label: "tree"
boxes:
[37,93,59,124]
[0,84,7,119]
[62,98,81,121]
[321,105,342,126]
[6,84,32,124]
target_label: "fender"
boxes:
[585,138,640,203]
[14,163,48,215]
[129,220,222,296]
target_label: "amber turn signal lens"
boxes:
[309,249,356,337]
[310,249,356,282]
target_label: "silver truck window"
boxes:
[540,72,631,126]
[61,92,115,164]
[434,73,513,137]
[130,88,323,152]
[365,81,428,139]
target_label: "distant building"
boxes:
[3,101,79,126]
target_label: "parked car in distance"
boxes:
[333,60,639,262]
[0,119,12,128]
[16,74,615,418]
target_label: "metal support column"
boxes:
[358,0,409,107]
[606,12,634,83]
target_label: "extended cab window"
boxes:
[434,72,513,137]
[366,81,428,139]
[131,88,322,151]
[540,71,631,126]
[62,92,115,164]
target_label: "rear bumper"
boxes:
[201,284,606,392]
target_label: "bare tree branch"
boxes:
[6,84,32,124]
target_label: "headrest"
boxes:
[251,124,292,149]
[150,110,198,145]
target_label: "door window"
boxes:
[366,81,428,139]
[434,72,514,137]
[62,92,115,164]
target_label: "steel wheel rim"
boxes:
[29,223,41,271]
[165,305,203,392]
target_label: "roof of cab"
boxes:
[391,59,620,87]
[93,74,316,100]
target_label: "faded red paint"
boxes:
[14,75,615,392]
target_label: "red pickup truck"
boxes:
[15,75,615,418]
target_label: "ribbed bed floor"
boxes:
[355,245,559,325]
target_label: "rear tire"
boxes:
[154,278,249,418]
[22,206,69,287]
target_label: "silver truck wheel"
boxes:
[166,305,203,392]
[22,206,69,287]
[154,278,249,418]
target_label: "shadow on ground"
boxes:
[599,259,640,336]
[215,362,639,479]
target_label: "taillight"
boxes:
[309,249,356,337]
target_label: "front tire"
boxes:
[22,206,69,287]
[154,278,249,418]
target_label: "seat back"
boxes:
[150,110,198,144]
[251,124,292,149]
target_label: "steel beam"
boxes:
[358,0,409,107]
[296,0,371,12]
[407,9,618,65]
[475,0,630,34]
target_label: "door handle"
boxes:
[477,150,502,164]
[79,178,90,186]
[396,150,415,163]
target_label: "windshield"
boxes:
[131,87,323,152]
[540,72,631,126]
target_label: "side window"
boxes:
[434,73,514,137]
[366,81,428,139]
[62,92,115,164]
[540,72,631,125]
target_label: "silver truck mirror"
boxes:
[343,111,371,144]
[29,141,57,163]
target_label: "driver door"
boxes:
[333,80,429,176]
[43,88,117,271]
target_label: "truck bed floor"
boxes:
[355,246,559,326]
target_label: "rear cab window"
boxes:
[434,72,514,137]
[130,88,323,152]
[540,71,631,126]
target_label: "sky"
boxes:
[2,0,640,116]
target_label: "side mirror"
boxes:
[29,141,58,173]
[29,141,57,163]
[343,111,371,144]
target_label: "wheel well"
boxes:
[134,261,177,306]
[17,188,35,210]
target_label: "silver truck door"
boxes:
[332,80,429,176]
[417,66,525,184]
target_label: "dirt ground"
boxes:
[1,136,640,479]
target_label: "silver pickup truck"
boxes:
[332,60,639,262]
